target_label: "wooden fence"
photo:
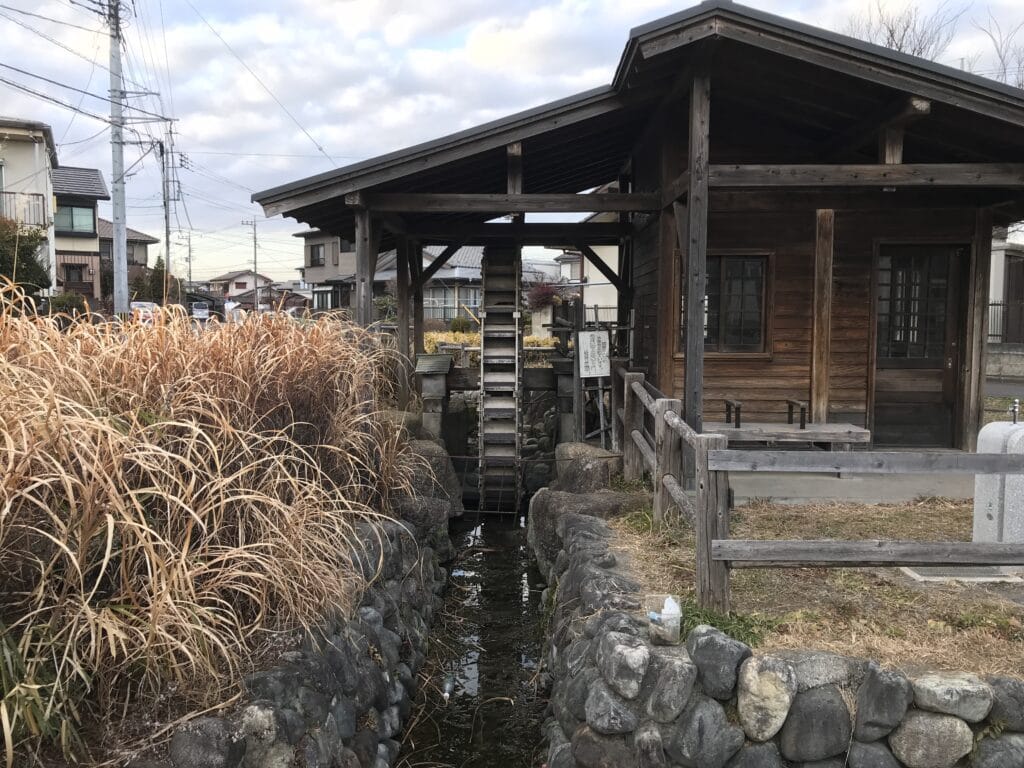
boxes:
[611,367,1024,614]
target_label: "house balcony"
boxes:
[0,191,48,228]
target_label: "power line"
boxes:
[0,74,111,124]
[0,62,172,120]
[0,3,98,32]
[181,0,338,168]
[0,8,145,89]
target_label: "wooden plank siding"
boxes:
[673,211,816,422]
[629,205,984,432]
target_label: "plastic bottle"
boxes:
[661,595,681,643]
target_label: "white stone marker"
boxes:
[974,421,1024,574]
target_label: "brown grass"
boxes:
[612,498,1024,677]
[0,281,421,765]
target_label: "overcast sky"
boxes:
[2,0,1022,282]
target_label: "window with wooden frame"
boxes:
[309,243,325,267]
[701,254,768,353]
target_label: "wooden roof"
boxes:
[253,0,1024,239]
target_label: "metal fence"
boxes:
[423,301,480,322]
[989,301,1024,344]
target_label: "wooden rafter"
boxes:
[820,95,930,160]
[412,242,465,291]
[575,243,626,292]
[353,192,661,213]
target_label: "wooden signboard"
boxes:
[578,330,611,378]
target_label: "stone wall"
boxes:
[133,440,462,768]
[987,344,1024,380]
[533,510,1024,768]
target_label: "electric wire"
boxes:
[181,0,338,167]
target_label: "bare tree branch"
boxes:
[845,0,970,60]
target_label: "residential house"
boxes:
[232,287,309,313]
[989,226,1024,345]
[0,117,57,286]
[52,166,110,302]
[294,230,354,310]
[205,269,275,301]
[97,217,159,294]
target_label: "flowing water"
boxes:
[398,514,548,768]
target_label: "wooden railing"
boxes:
[612,368,1024,614]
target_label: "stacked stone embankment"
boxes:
[531,493,1024,768]
[135,440,462,768]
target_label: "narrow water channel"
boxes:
[398,514,548,768]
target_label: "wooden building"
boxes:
[253,1,1024,450]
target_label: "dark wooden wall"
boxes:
[630,204,981,432]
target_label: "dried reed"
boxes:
[0,280,417,765]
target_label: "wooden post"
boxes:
[611,367,623,452]
[354,207,372,326]
[622,372,645,481]
[695,432,730,613]
[961,209,993,451]
[811,209,834,424]
[507,142,524,225]
[412,242,425,354]
[684,60,711,433]
[574,298,585,442]
[396,236,411,409]
[653,398,683,526]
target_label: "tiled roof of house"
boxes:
[207,269,274,283]
[52,166,110,199]
[97,217,159,244]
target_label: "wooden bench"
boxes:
[710,398,870,449]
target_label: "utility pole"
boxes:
[159,137,171,304]
[241,218,258,311]
[108,0,128,316]
[185,231,193,288]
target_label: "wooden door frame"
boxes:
[868,238,970,446]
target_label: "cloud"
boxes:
[2,0,1022,281]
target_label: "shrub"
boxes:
[449,315,473,333]
[0,279,418,764]
[527,282,563,310]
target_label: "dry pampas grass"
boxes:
[0,280,418,765]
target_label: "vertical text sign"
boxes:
[578,330,611,378]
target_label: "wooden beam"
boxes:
[715,540,1024,568]
[410,221,628,245]
[576,243,625,292]
[820,95,930,160]
[961,208,994,451]
[707,449,1024,474]
[661,170,691,208]
[684,59,711,433]
[413,241,464,291]
[396,236,411,409]
[708,163,1024,188]
[412,242,425,355]
[811,209,834,424]
[357,192,661,213]
[708,189,1024,212]
[354,208,373,326]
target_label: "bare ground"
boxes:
[610,497,1024,677]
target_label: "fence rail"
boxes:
[612,368,1024,614]
[0,191,47,227]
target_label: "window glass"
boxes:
[695,255,766,353]
[55,206,94,233]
